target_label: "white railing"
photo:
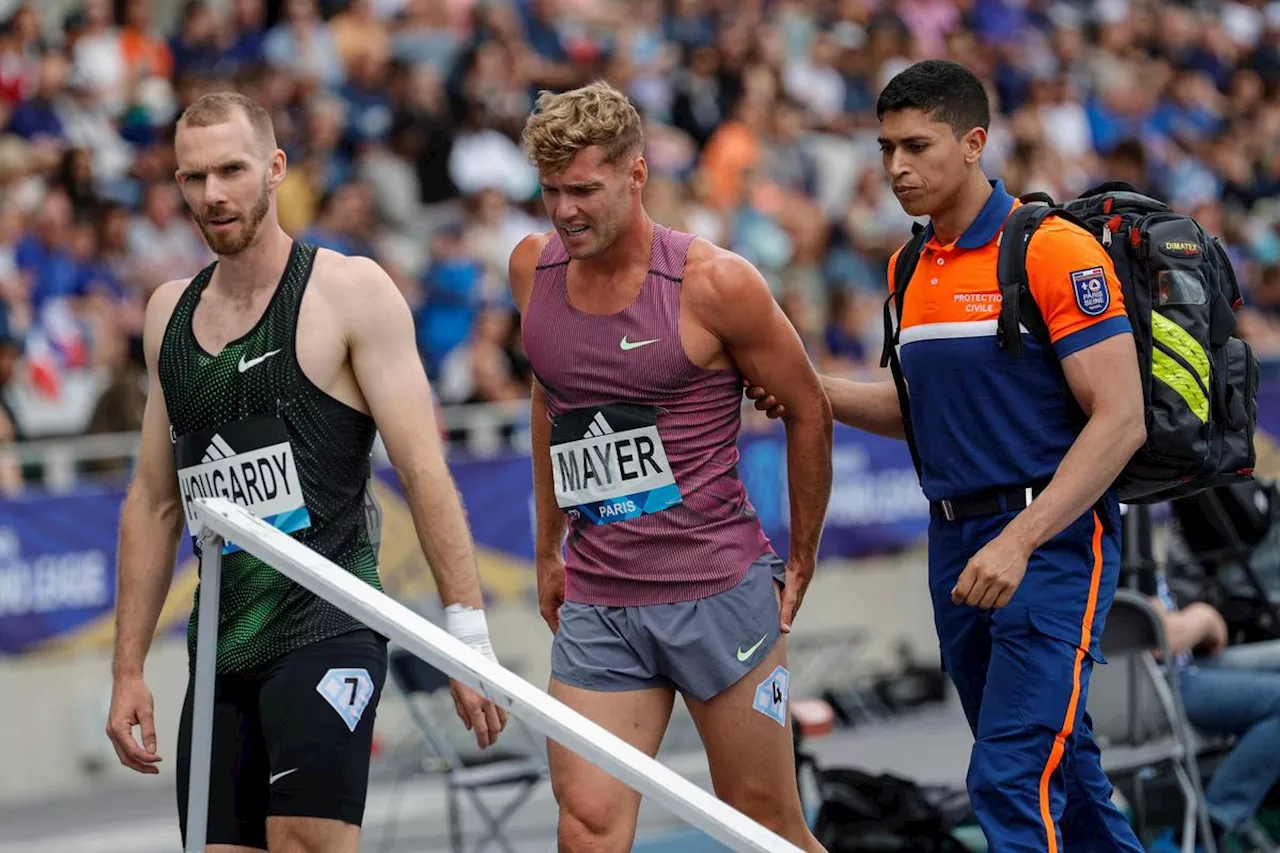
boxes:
[5,401,539,492]
[188,496,803,853]
[9,430,141,491]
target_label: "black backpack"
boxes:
[881,181,1259,505]
[811,766,971,853]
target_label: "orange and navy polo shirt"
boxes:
[889,180,1131,503]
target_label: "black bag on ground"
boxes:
[811,766,970,853]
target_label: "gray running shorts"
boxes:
[550,554,786,703]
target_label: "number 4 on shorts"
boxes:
[753,665,789,727]
[316,667,374,732]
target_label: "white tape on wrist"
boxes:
[445,604,498,663]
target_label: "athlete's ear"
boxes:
[267,148,287,190]
[962,127,986,166]
[630,154,647,194]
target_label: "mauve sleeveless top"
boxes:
[521,224,774,606]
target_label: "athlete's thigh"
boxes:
[256,628,389,843]
[546,677,676,822]
[682,636,803,813]
[550,598,671,695]
[176,670,270,851]
[548,598,676,824]
[668,556,803,812]
[266,816,359,853]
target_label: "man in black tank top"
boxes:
[104,92,508,852]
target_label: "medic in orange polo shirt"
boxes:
[749,60,1148,853]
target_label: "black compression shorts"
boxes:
[175,628,389,849]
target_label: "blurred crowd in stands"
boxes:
[1,0,1280,467]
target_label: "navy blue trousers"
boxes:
[929,497,1145,853]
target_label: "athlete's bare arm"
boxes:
[508,233,566,633]
[107,277,188,775]
[336,254,507,746]
[525,379,563,561]
[527,377,566,630]
[685,245,834,632]
[338,256,484,609]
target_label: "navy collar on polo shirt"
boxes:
[921,179,1015,250]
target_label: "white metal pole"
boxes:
[192,497,804,853]
[185,529,224,853]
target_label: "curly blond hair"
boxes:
[520,80,644,176]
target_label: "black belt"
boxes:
[930,482,1114,534]
[931,483,1047,522]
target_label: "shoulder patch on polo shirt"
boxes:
[1070,266,1110,316]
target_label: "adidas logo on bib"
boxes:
[583,411,613,438]
[201,433,236,463]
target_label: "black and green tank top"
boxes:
[157,241,383,674]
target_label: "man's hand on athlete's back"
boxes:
[685,247,834,632]
[339,255,508,748]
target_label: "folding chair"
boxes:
[387,648,549,853]
[1091,588,1218,853]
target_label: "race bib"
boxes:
[549,404,682,525]
[174,414,312,554]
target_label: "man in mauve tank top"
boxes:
[508,80,833,852]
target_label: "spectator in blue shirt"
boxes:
[413,224,484,379]
[7,52,67,143]
[16,189,84,313]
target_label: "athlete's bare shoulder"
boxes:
[308,247,402,309]
[306,247,413,342]
[309,246,398,294]
[147,277,193,319]
[508,230,555,315]
[680,237,774,325]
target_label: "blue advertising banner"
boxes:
[737,426,930,560]
[5,377,1280,655]
[0,486,198,655]
[0,488,119,650]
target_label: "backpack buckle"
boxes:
[940,500,955,521]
